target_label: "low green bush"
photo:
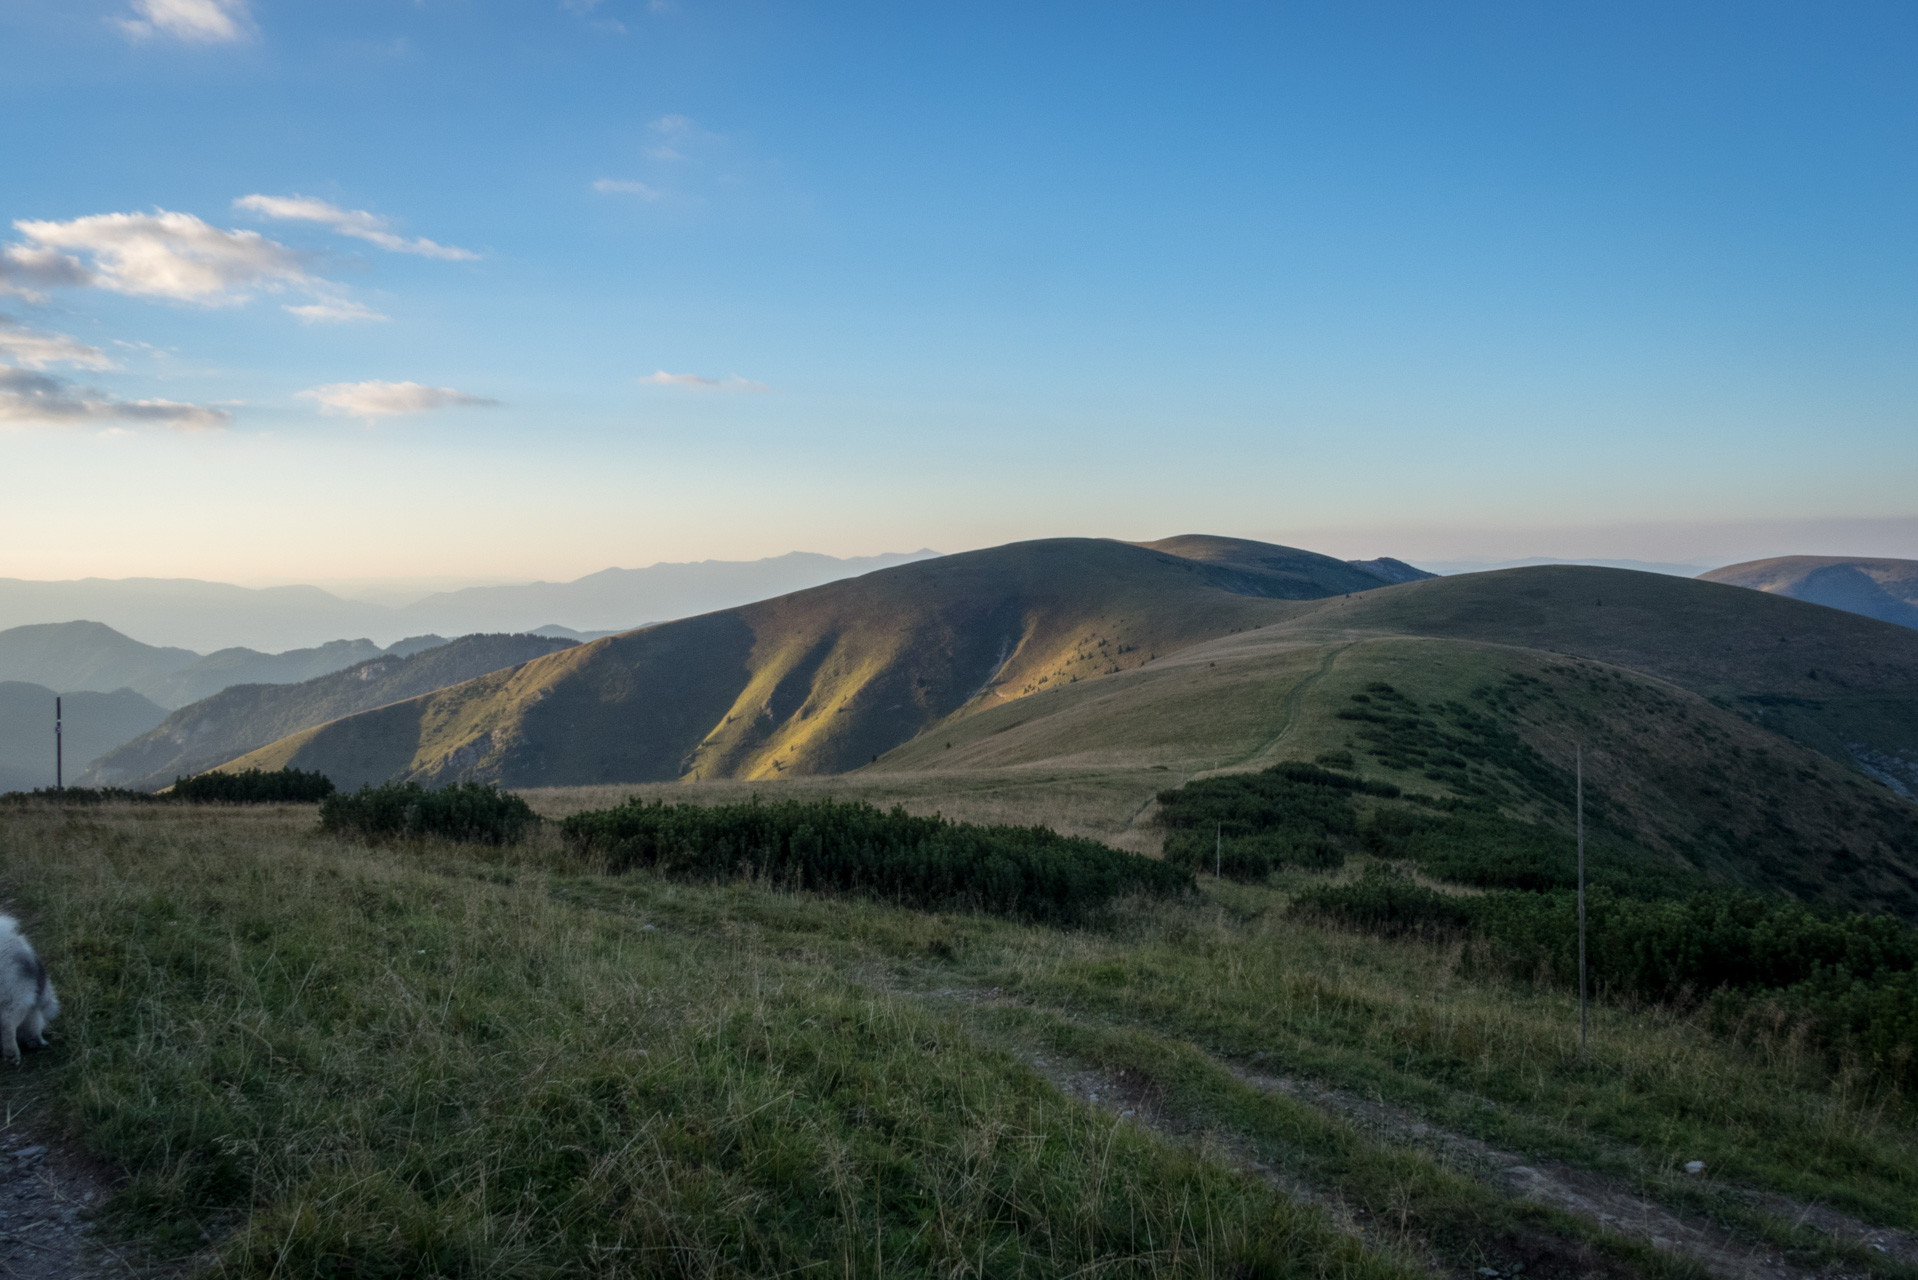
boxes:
[0,786,158,805]
[171,767,336,804]
[1289,862,1475,936]
[561,797,1192,923]
[1361,806,1699,900]
[1155,761,1398,881]
[320,781,537,845]
[1294,868,1918,1092]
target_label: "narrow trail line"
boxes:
[1235,1065,1910,1280]
[1114,641,1351,845]
[1025,1050,1451,1276]
[1229,642,1351,774]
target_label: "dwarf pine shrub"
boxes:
[1294,865,1918,1093]
[320,781,537,845]
[171,767,336,804]
[561,796,1191,922]
[1156,761,1398,880]
[0,786,159,805]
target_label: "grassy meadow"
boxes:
[4,790,1917,1278]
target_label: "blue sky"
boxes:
[2,0,1915,586]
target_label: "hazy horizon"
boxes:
[2,513,1915,598]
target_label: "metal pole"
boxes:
[1215,822,1222,879]
[1577,743,1586,1058]
[55,695,63,794]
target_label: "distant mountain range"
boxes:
[85,633,577,790]
[0,622,450,710]
[0,550,944,652]
[1701,556,1918,630]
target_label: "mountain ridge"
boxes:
[86,632,578,791]
[1700,555,1918,630]
[216,536,1405,788]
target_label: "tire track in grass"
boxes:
[921,988,1691,1280]
[1231,1067,1837,1280]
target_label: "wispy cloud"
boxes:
[6,211,308,305]
[0,367,228,430]
[234,195,478,261]
[284,298,390,324]
[117,0,252,44]
[641,370,767,391]
[592,179,660,199]
[647,113,706,161]
[0,317,116,371]
[299,379,501,423]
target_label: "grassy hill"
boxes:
[871,566,1918,916]
[86,632,577,791]
[216,537,1391,789]
[1702,555,1918,630]
[215,545,1918,915]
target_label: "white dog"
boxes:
[0,914,59,1066]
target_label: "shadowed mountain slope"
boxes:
[87,632,576,791]
[1701,556,1918,630]
[0,682,167,792]
[1130,535,1415,597]
[217,538,1402,789]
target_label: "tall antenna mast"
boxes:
[55,695,63,795]
[1577,743,1587,1058]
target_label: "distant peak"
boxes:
[1346,557,1437,584]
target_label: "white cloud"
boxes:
[299,379,501,422]
[642,370,767,391]
[0,317,116,371]
[0,244,98,301]
[8,211,308,305]
[593,179,660,199]
[0,367,228,430]
[647,113,712,161]
[117,0,252,44]
[234,195,478,261]
[284,298,390,324]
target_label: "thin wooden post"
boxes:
[1577,743,1587,1058]
[1215,822,1222,879]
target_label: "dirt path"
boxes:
[1237,1065,1913,1280]
[1232,642,1349,772]
[0,1129,130,1280]
[1026,1050,1452,1275]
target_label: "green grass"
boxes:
[6,799,1918,1277]
[2,803,1406,1278]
